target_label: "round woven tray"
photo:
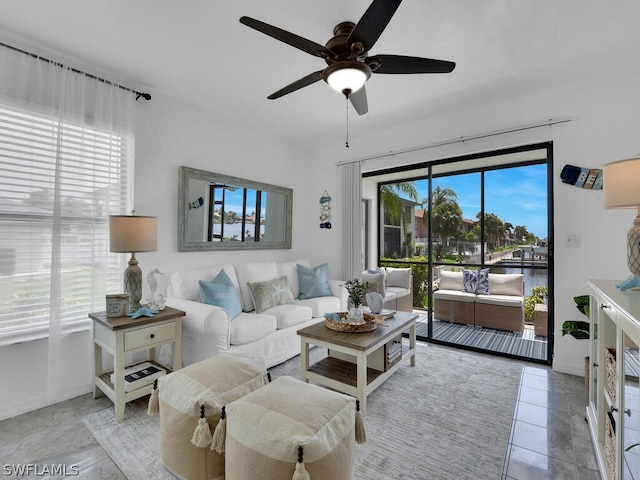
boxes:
[324,312,377,333]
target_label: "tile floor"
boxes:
[503,364,601,479]
[0,351,601,480]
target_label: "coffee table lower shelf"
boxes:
[304,348,414,411]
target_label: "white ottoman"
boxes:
[223,376,360,480]
[156,354,268,480]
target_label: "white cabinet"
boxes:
[588,280,640,479]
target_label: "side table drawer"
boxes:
[124,321,176,351]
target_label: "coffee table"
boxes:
[297,311,417,413]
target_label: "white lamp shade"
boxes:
[327,68,368,94]
[603,157,640,209]
[109,215,157,253]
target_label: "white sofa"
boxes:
[165,259,347,369]
[360,267,413,312]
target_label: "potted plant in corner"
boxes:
[561,294,591,387]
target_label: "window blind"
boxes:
[0,103,130,345]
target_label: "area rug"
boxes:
[84,342,524,480]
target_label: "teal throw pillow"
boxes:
[199,270,242,319]
[297,263,333,299]
[247,276,295,313]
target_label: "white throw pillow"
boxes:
[438,270,464,291]
[385,267,412,289]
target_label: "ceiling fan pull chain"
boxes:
[345,96,350,148]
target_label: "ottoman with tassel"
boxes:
[215,375,365,480]
[150,353,268,480]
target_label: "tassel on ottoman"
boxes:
[157,354,268,480]
[224,376,359,480]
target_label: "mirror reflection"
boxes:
[179,167,292,251]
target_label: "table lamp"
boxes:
[603,157,640,290]
[109,213,157,311]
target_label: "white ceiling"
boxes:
[0,0,638,149]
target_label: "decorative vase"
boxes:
[366,292,384,314]
[347,306,364,323]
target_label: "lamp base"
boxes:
[123,254,142,311]
[627,216,640,276]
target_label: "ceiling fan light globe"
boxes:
[327,68,368,95]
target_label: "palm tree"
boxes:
[380,182,419,225]
[479,212,504,250]
[427,186,462,256]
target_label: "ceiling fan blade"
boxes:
[349,87,368,116]
[240,16,334,58]
[267,70,324,99]
[368,54,455,74]
[348,0,402,52]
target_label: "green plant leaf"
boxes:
[561,320,590,339]
[574,295,590,318]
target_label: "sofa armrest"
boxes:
[328,279,348,310]
[167,297,231,338]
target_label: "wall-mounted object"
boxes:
[189,197,204,209]
[320,190,332,229]
[178,166,292,252]
[560,164,602,189]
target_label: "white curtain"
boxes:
[0,44,136,403]
[340,161,363,280]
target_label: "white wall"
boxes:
[3,68,638,420]
[0,92,315,420]
[309,70,640,376]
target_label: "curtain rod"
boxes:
[0,41,152,101]
[336,116,571,166]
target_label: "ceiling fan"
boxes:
[239,0,456,115]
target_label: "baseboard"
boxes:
[0,384,92,422]
[552,358,587,377]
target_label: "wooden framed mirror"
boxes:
[178,166,292,251]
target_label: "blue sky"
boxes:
[412,163,548,238]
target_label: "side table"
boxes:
[89,306,185,422]
[534,303,548,337]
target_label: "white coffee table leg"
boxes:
[356,350,367,414]
[300,338,310,383]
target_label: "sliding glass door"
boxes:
[372,143,552,364]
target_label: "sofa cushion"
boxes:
[199,270,242,319]
[296,295,341,317]
[385,286,410,301]
[385,267,412,289]
[488,273,523,296]
[474,294,523,307]
[247,276,295,314]
[361,270,385,296]
[462,269,477,293]
[476,268,490,295]
[263,304,313,329]
[277,259,310,299]
[462,268,490,295]
[235,262,280,311]
[230,312,277,345]
[297,263,333,299]
[438,270,463,291]
[171,265,238,301]
[432,289,476,302]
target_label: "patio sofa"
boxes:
[433,270,525,333]
[360,267,413,312]
[165,259,347,369]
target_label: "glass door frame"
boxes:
[367,142,554,365]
